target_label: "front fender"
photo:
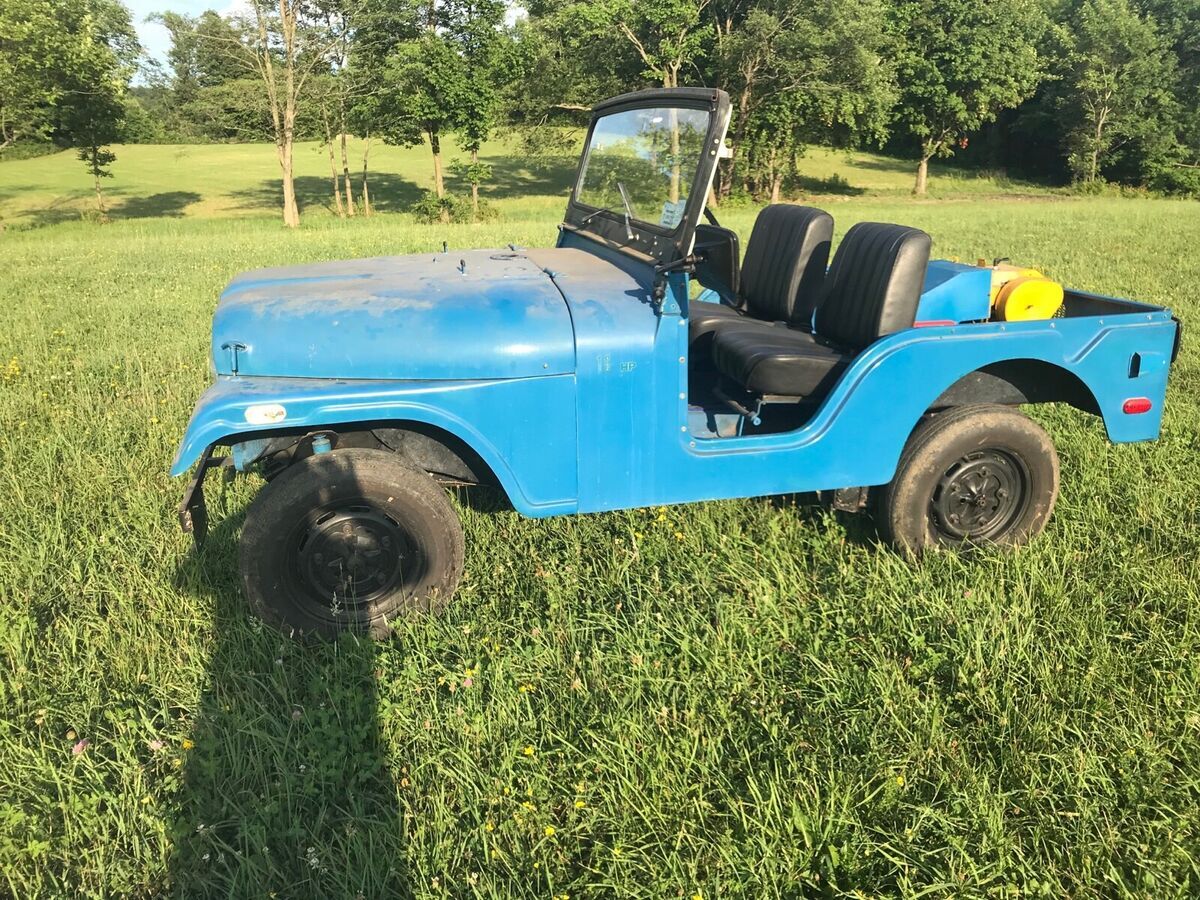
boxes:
[171,375,579,517]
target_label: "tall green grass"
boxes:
[0,193,1199,897]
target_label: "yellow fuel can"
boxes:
[980,261,1064,322]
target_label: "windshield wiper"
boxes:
[580,181,636,240]
[615,182,636,239]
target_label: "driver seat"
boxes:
[689,204,834,359]
[712,222,931,399]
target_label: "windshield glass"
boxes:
[575,106,711,232]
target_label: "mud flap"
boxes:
[178,448,226,546]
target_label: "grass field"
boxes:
[2,143,1200,897]
[0,135,1050,230]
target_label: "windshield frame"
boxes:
[562,88,731,268]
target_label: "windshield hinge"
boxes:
[653,266,691,317]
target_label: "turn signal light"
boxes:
[1122,397,1152,414]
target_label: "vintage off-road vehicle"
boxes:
[174,88,1181,637]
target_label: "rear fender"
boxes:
[171,376,579,517]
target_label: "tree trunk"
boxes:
[279,139,299,227]
[1089,106,1109,183]
[430,128,444,198]
[914,156,929,196]
[324,116,344,217]
[470,147,479,219]
[339,115,355,216]
[361,133,372,216]
[93,165,108,221]
[430,127,448,222]
[328,140,344,216]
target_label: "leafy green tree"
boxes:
[891,0,1047,194]
[152,9,254,112]
[608,0,710,89]
[0,0,136,158]
[152,12,203,106]
[53,0,139,216]
[344,0,425,214]
[377,11,469,217]
[1136,0,1200,190]
[0,0,75,152]
[239,0,339,227]
[444,0,507,217]
[712,0,895,200]
[1057,0,1177,184]
[504,5,630,130]
[185,77,275,141]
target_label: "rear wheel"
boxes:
[240,448,464,638]
[877,404,1059,555]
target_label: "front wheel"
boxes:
[239,448,465,638]
[876,404,1060,556]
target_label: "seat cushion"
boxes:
[713,327,851,397]
[689,298,746,339]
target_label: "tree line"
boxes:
[3,0,1199,226]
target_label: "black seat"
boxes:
[689,204,834,356]
[712,222,932,397]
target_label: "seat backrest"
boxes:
[740,204,834,323]
[815,222,931,350]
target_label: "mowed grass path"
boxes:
[1,174,1200,896]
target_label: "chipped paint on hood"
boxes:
[211,249,580,380]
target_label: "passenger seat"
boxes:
[689,204,834,359]
[712,222,931,399]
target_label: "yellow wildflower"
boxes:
[574,799,586,809]
[522,745,534,757]
[543,825,555,837]
[182,738,195,750]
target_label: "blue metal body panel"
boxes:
[916,260,993,324]
[174,236,1178,517]
[170,374,579,517]
[212,250,576,380]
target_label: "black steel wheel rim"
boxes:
[930,448,1030,541]
[287,499,427,623]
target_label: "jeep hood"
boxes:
[211,249,578,380]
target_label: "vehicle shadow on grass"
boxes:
[170,506,409,897]
[769,491,881,545]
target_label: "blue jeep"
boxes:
[174,88,1182,637]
